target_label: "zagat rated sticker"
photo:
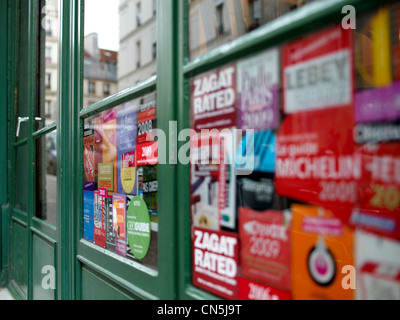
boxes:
[191,65,236,131]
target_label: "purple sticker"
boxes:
[355,82,400,124]
[115,239,126,257]
[237,49,280,130]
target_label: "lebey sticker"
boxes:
[192,227,239,300]
[191,65,236,131]
[127,196,151,260]
[282,25,353,114]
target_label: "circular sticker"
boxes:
[127,196,151,260]
[308,242,336,287]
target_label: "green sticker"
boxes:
[127,196,151,260]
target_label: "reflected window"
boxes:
[137,2,142,27]
[45,73,51,89]
[189,0,315,60]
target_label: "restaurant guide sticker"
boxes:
[127,196,151,260]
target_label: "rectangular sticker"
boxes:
[237,48,280,130]
[191,65,236,131]
[192,227,239,300]
[117,101,137,194]
[238,277,291,300]
[282,25,353,114]
[239,208,291,290]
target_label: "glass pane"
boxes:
[83,0,157,109]
[35,131,58,226]
[39,0,59,126]
[15,144,28,212]
[82,92,158,270]
[189,0,315,60]
[188,4,400,300]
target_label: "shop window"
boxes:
[82,92,158,271]
[188,3,400,301]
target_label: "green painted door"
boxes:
[8,0,58,300]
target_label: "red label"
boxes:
[192,227,239,300]
[282,25,353,114]
[352,143,400,240]
[137,106,156,145]
[238,277,291,300]
[275,106,357,222]
[99,181,112,189]
[191,65,237,131]
[239,208,291,290]
[136,141,158,166]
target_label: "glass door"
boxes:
[8,0,59,300]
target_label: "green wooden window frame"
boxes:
[1,0,394,300]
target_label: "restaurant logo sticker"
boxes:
[127,196,151,260]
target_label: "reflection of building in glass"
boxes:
[118,0,157,91]
[83,33,118,109]
[43,0,59,125]
[189,0,313,59]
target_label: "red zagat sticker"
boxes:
[192,227,239,300]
